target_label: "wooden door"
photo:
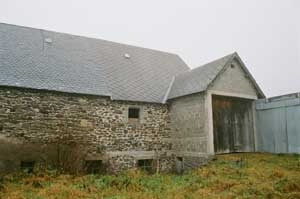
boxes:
[212,95,254,154]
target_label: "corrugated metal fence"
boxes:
[256,93,300,153]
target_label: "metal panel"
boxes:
[273,109,288,153]
[286,106,300,153]
[256,109,275,152]
[256,94,300,154]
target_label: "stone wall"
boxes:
[0,86,173,173]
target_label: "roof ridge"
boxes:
[0,22,180,57]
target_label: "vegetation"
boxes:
[0,153,299,199]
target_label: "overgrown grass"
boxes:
[1,153,300,199]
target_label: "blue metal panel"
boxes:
[286,106,300,153]
[256,109,287,153]
[256,98,300,110]
[273,109,288,153]
[256,109,275,152]
[256,94,300,154]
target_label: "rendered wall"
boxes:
[168,92,210,170]
[210,58,258,97]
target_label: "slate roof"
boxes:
[0,23,264,103]
[167,52,265,99]
[0,23,189,103]
[167,53,234,99]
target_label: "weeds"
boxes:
[0,153,300,199]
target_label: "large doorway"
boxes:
[212,95,255,154]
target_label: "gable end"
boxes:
[208,53,265,98]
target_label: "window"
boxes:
[20,161,35,173]
[137,159,153,173]
[85,160,103,174]
[128,108,140,119]
[177,157,183,162]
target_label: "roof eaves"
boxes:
[0,84,112,98]
[167,89,206,101]
[234,53,266,98]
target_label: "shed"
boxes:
[168,53,265,163]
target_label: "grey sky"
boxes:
[0,0,299,97]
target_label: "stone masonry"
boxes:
[0,86,173,173]
[0,56,261,174]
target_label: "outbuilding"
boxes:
[0,23,265,173]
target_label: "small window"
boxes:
[20,161,35,173]
[230,64,235,68]
[177,157,183,162]
[128,108,140,119]
[85,160,103,174]
[137,159,153,173]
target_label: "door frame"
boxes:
[206,90,258,155]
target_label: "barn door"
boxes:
[212,95,254,154]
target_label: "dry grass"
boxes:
[0,153,300,199]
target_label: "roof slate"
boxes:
[167,53,234,99]
[0,23,189,103]
[0,23,264,103]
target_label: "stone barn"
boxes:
[0,23,265,174]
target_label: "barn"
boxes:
[0,23,265,173]
[168,53,265,170]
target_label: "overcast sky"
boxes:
[0,0,299,97]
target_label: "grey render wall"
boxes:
[256,94,300,154]
[0,87,173,173]
[209,58,258,97]
[168,92,210,170]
